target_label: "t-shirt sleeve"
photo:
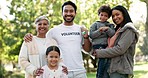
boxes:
[46,28,54,39]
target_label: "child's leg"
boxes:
[103,59,110,78]
[96,58,106,78]
[93,44,108,78]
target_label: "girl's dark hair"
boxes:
[111,5,132,31]
[46,46,60,56]
[98,5,112,18]
[62,1,77,13]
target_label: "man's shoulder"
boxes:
[50,24,61,30]
[73,23,82,27]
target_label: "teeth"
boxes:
[40,29,45,30]
[67,17,71,18]
[66,16,72,18]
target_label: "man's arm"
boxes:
[83,37,92,52]
[24,33,33,42]
[81,27,92,52]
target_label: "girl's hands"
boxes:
[33,68,44,76]
[62,66,68,75]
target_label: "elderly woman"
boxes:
[94,5,139,78]
[18,16,57,78]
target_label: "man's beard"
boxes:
[63,16,75,23]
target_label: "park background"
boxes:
[0,0,148,78]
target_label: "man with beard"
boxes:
[46,1,91,78]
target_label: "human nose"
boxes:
[67,11,71,15]
[52,57,57,60]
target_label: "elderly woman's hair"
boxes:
[34,15,50,24]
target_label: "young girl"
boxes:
[36,46,68,78]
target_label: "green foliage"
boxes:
[139,0,148,55]
[140,36,148,55]
[0,61,5,78]
[134,21,145,56]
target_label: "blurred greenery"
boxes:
[87,72,96,78]
[139,0,148,56]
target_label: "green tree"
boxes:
[0,18,6,77]
[139,0,148,56]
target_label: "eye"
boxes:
[64,10,68,13]
[55,56,58,58]
[70,10,74,13]
[100,14,103,16]
[104,15,108,17]
[50,56,53,58]
[116,13,120,16]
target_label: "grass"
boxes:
[4,62,148,78]
[87,62,148,78]
[87,72,96,78]
[133,62,148,78]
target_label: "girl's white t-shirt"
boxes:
[36,65,68,78]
